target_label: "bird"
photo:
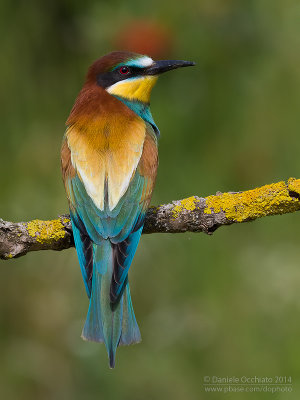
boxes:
[61,51,195,368]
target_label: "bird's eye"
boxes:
[119,66,130,75]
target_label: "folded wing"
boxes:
[62,120,158,300]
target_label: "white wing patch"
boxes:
[76,165,105,211]
[69,138,106,210]
[107,139,144,210]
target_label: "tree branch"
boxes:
[1,178,300,260]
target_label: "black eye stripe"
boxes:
[97,66,147,88]
[114,66,141,74]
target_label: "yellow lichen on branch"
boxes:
[27,219,67,244]
[288,177,300,195]
[204,178,300,222]
[172,196,198,218]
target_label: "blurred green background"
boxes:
[1,0,300,399]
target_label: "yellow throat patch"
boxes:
[107,76,158,103]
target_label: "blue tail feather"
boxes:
[81,239,141,368]
[120,283,141,345]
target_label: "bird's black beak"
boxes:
[146,59,196,75]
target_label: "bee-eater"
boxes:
[61,51,195,368]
